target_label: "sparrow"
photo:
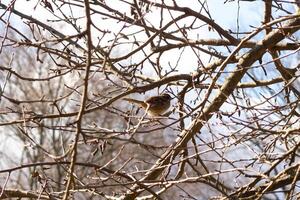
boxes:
[123,93,172,116]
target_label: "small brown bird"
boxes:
[123,93,172,116]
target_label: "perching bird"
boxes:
[123,93,172,116]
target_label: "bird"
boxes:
[123,93,172,116]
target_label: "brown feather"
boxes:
[123,98,148,108]
[123,93,171,116]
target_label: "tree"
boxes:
[1,0,300,199]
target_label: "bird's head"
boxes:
[161,93,172,101]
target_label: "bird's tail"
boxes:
[123,98,147,108]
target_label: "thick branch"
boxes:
[123,13,300,200]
